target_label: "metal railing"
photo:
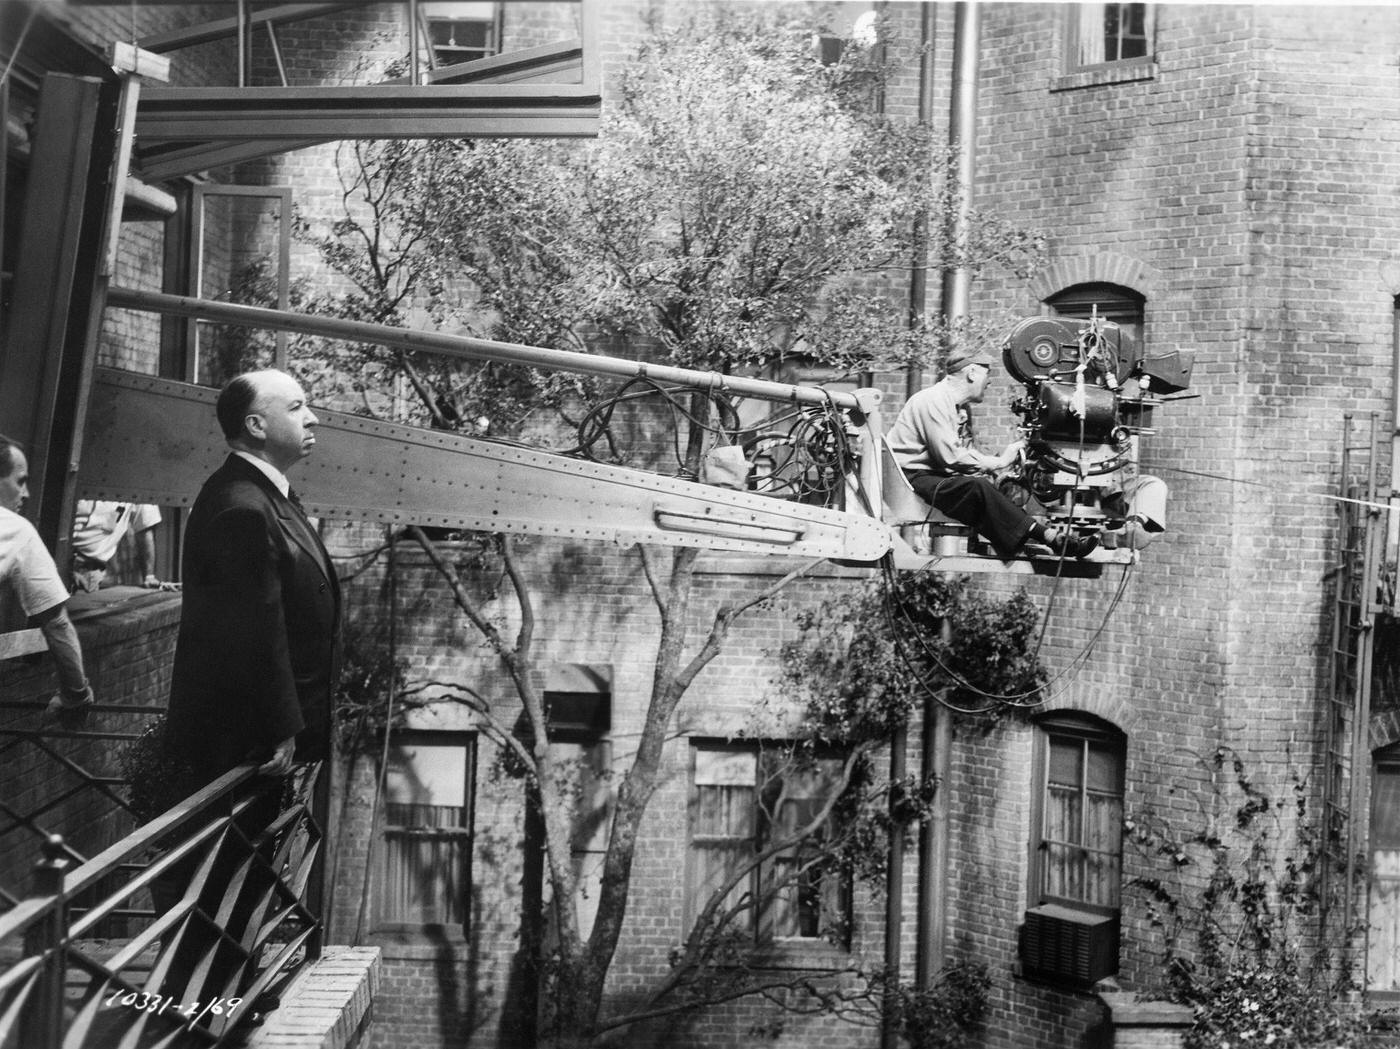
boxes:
[0,762,323,1049]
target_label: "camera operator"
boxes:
[887,348,1099,561]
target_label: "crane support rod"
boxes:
[105,286,869,412]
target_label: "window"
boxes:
[524,664,612,941]
[421,2,499,67]
[687,742,851,949]
[1369,749,1400,998]
[1047,282,1145,347]
[1034,716,1125,912]
[1067,3,1153,70]
[375,731,475,931]
[1022,714,1124,985]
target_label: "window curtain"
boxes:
[382,802,467,925]
[691,750,758,934]
[1075,3,1108,67]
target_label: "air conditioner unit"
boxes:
[1020,904,1119,986]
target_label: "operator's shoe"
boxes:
[1049,531,1100,559]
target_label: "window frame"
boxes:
[372,729,477,937]
[1027,713,1127,920]
[1047,282,1146,348]
[1055,3,1157,91]
[421,1,501,68]
[686,739,854,965]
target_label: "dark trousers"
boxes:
[907,472,1035,559]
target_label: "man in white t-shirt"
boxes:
[0,436,95,726]
[70,500,166,591]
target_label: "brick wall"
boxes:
[954,4,1400,1046]
[326,538,898,1049]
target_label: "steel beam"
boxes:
[79,369,893,563]
[136,100,598,140]
[0,73,120,555]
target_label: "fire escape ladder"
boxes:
[1321,412,1384,946]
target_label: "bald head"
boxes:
[217,369,319,472]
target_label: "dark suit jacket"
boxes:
[165,454,341,778]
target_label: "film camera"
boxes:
[999,314,1193,542]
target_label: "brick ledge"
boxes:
[244,945,380,1049]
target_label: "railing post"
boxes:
[21,834,71,1049]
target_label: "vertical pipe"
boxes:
[882,719,908,1049]
[919,0,980,989]
[237,0,248,88]
[940,0,980,325]
[408,0,421,85]
[906,0,939,400]
[918,620,954,985]
[885,9,939,1046]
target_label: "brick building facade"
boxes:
[6,2,1399,1048]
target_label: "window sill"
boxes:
[1052,58,1156,93]
[367,926,470,961]
[742,940,852,972]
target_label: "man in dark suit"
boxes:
[156,369,339,1014]
[165,368,340,780]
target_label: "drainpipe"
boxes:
[919,0,980,990]
[883,10,939,1048]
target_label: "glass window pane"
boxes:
[377,737,472,928]
[1048,737,1083,788]
[1086,741,1120,793]
[385,742,467,811]
[1037,720,1125,911]
[696,749,757,787]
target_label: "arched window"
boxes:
[1046,282,1145,347]
[1022,712,1125,986]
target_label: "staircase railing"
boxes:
[0,761,323,1049]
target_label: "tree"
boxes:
[295,6,1045,1044]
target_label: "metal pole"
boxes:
[918,622,953,986]
[237,0,248,88]
[919,0,980,990]
[940,0,980,325]
[905,0,939,400]
[105,286,867,412]
[882,718,908,1049]
[21,835,71,1049]
[884,9,939,1046]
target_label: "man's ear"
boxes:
[243,413,266,441]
